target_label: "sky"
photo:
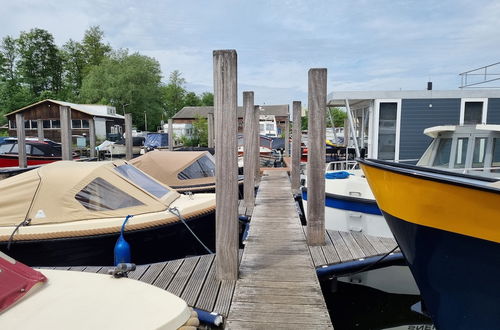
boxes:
[1,0,500,106]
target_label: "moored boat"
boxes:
[0,138,72,167]
[358,158,500,330]
[0,160,216,266]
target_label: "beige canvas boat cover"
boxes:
[130,151,215,188]
[0,161,180,227]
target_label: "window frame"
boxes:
[460,98,488,125]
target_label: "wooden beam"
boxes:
[214,49,239,281]
[168,118,174,151]
[15,113,27,168]
[291,101,302,193]
[89,118,96,158]
[125,113,133,160]
[207,113,214,148]
[243,91,257,208]
[37,119,44,142]
[306,68,327,246]
[254,105,261,183]
[59,106,72,161]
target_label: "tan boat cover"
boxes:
[130,151,215,188]
[0,161,180,227]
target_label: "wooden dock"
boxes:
[226,170,333,329]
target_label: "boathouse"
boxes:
[4,99,125,142]
[328,89,500,162]
[171,104,289,138]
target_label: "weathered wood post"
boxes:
[15,113,27,168]
[243,91,257,208]
[168,118,174,151]
[207,113,214,148]
[125,113,133,160]
[89,118,96,158]
[284,115,290,157]
[214,49,238,280]
[254,105,261,181]
[306,68,327,245]
[37,119,44,142]
[291,101,302,193]
[59,106,72,161]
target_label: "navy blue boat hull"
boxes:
[384,211,500,330]
[302,188,382,215]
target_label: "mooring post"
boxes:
[125,113,133,160]
[214,49,239,281]
[168,118,174,151]
[207,113,214,148]
[254,105,261,182]
[89,118,96,158]
[306,68,327,245]
[59,106,72,161]
[284,114,290,157]
[243,91,257,208]
[291,101,302,193]
[15,113,27,168]
[37,119,44,142]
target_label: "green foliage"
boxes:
[162,70,186,118]
[328,107,347,127]
[82,26,112,70]
[184,92,201,106]
[200,92,214,106]
[192,115,208,146]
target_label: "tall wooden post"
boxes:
[207,113,214,148]
[59,106,72,160]
[168,119,174,151]
[89,118,96,158]
[37,119,44,142]
[306,68,327,245]
[125,113,133,160]
[291,101,302,193]
[284,116,290,157]
[254,105,261,182]
[214,49,238,281]
[243,91,257,208]
[15,113,27,168]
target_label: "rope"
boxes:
[168,207,213,254]
[7,218,31,250]
[336,245,400,278]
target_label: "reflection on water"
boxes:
[320,266,435,330]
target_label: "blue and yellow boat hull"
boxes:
[358,159,500,330]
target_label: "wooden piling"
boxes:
[214,49,239,281]
[291,101,302,193]
[254,105,261,182]
[284,115,290,157]
[243,91,257,208]
[59,106,72,161]
[306,68,327,245]
[207,113,214,148]
[37,119,44,142]
[125,113,133,160]
[168,118,174,151]
[89,118,96,158]
[15,113,27,168]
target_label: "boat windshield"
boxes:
[178,155,216,180]
[114,164,170,198]
[432,138,452,167]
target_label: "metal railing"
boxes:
[459,62,500,88]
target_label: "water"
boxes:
[320,265,435,330]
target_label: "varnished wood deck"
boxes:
[226,170,333,329]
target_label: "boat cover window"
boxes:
[432,138,452,167]
[0,143,13,154]
[464,102,483,125]
[30,146,45,156]
[454,138,469,169]
[114,164,169,198]
[492,138,500,172]
[9,144,30,154]
[178,155,216,180]
[75,177,144,211]
[472,137,487,168]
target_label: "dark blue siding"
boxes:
[487,98,500,124]
[399,99,460,161]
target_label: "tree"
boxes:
[82,26,111,70]
[192,115,208,146]
[80,50,164,131]
[328,107,347,127]
[183,92,201,107]
[200,92,214,106]
[162,70,186,118]
[60,39,86,100]
[0,36,17,82]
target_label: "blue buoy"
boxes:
[114,215,133,266]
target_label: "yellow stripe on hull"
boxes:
[360,163,500,244]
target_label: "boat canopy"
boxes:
[130,150,215,188]
[0,161,179,227]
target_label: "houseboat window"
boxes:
[24,120,31,129]
[30,120,38,129]
[464,102,483,125]
[72,120,82,129]
[43,120,51,129]
[492,138,500,172]
[51,120,61,129]
[75,177,144,211]
[472,137,487,168]
[82,120,90,128]
[114,164,169,198]
[432,138,452,167]
[378,102,397,160]
[9,120,16,129]
[0,143,13,154]
[454,138,469,169]
[178,155,216,180]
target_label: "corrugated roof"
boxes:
[5,99,124,119]
[173,105,289,119]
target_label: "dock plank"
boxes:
[167,256,199,297]
[181,254,215,306]
[153,258,184,289]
